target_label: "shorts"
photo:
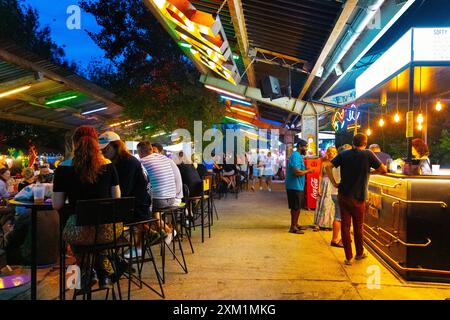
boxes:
[286,189,304,211]
[253,167,262,177]
[331,194,341,221]
[223,170,235,176]
[152,198,177,211]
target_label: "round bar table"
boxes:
[8,199,53,300]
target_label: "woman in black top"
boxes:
[53,126,121,290]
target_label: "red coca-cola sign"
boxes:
[304,158,322,210]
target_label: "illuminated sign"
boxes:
[148,0,240,85]
[332,104,360,132]
[356,28,450,99]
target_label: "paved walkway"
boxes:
[4,181,450,300]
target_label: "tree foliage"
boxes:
[0,0,75,70]
[80,0,224,138]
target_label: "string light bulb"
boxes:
[417,113,424,124]
[366,128,372,136]
[378,118,385,127]
[435,100,443,111]
[394,113,400,123]
[417,123,423,131]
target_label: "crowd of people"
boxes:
[285,135,433,264]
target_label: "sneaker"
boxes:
[98,275,113,289]
[124,248,142,259]
[268,188,272,192]
[355,252,368,260]
[344,259,353,265]
[165,230,177,245]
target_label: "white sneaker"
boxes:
[165,230,177,245]
[124,248,142,259]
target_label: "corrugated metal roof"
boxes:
[0,40,124,130]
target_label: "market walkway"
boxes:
[6,182,450,300]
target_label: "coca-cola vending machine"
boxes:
[304,157,322,210]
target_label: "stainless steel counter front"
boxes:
[366,174,450,282]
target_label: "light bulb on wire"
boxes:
[378,118,385,127]
[394,113,400,123]
[417,113,424,124]
[435,100,443,111]
[366,128,372,136]
[417,123,423,131]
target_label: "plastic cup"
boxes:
[432,165,440,175]
[33,184,45,204]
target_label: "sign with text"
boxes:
[149,0,240,85]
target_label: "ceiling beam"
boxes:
[298,0,358,100]
[0,110,74,130]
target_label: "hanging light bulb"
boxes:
[394,113,400,123]
[378,118,385,127]
[435,100,443,111]
[417,113,424,124]
[417,123,423,131]
[366,128,372,136]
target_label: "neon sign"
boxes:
[149,0,240,85]
[332,104,360,132]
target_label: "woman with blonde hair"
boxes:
[314,146,338,231]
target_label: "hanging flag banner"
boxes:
[147,0,241,85]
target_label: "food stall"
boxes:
[354,27,450,282]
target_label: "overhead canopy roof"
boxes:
[0,40,123,130]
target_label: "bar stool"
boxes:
[184,184,211,243]
[60,198,134,300]
[122,217,165,299]
[152,205,188,283]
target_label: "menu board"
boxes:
[414,28,450,61]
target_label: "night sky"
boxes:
[24,0,106,69]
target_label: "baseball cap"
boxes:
[297,139,308,148]
[98,131,121,149]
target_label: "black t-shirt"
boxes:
[53,163,119,215]
[331,148,382,201]
[113,155,151,220]
[178,164,203,197]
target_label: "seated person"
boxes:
[178,163,203,197]
[18,167,36,192]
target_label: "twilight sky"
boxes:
[24,0,106,69]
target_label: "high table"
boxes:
[8,199,53,300]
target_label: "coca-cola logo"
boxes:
[311,177,319,199]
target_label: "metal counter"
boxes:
[366,174,450,282]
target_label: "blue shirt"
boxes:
[285,151,306,191]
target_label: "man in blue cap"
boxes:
[285,139,312,234]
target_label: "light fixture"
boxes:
[205,85,247,100]
[178,42,192,48]
[81,107,108,115]
[224,116,256,129]
[110,120,132,128]
[152,131,166,138]
[417,123,423,131]
[221,95,252,106]
[435,100,443,111]
[125,120,142,127]
[230,106,256,116]
[378,118,385,127]
[366,128,372,136]
[232,53,239,60]
[45,94,78,105]
[417,113,424,124]
[0,85,31,98]
[394,75,400,124]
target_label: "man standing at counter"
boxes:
[325,133,387,265]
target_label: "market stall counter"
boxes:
[365,173,450,282]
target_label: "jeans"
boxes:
[337,194,365,260]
